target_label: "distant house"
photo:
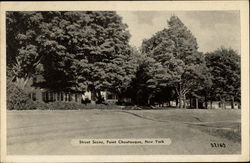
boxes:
[81,90,118,104]
[28,87,83,104]
[101,91,118,104]
[29,88,119,104]
[207,101,240,109]
[27,75,119,104]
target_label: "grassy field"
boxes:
[7,108,241,155]
[119,109,241,142]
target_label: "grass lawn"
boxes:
[120,109,241,142]
[7,108,241,155]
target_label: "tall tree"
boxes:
[6,12,44,89]
[142,16,208,108]
[205,48,240,109]
[126,54,170,105]
[7,11,137,103]
[66,11,136,102]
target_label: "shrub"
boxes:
[32,101,49,110]
[47,102,84,110]
[122,105,142,110]
[29,101,121,110]
[7,82,35,110]
[82,98,91,104]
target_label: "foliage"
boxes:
[6,12,240,109]
[6,11,137,102]
[142,16,210,108]
[6,12,44,89]
[205,48,240,108]
[125,54,171,105]
[7,82,35,110]
[24,101,121,110]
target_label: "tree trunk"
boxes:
[91,89,96,104]
[175,98,178,108]
[147,95,152,106]
[205,95,208,109]
[231,95,234,109]
[96,91,102,103]
[195,98,198,109]
[136,92,139,105]
[183,93,186,109]
[221,100,225,109]
[179,94,182,109]
[210,101,213,109]
[221,96,225,109]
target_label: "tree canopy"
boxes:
[142,16,210,108]
[205,48,240,108]
[7,11,137,102]
[7,12,241,108]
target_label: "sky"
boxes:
[117,11,240,53]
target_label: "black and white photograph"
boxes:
[0,1,249,162]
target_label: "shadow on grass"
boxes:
[189,122,241,143]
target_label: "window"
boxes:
[46,92,49,102]
[50,92,53,101]
[42,92,45,102]
[61,93,64,101]
[44,92,49,102]
[107,94,113,100]
[65,93,68,101]
[69,93,72,101]
[57,93,60,101]
[75,94,78,102]
[32,92,36,101]
[107,93,117,100]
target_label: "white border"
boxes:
[1,1,249,162]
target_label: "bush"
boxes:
[47,102,85,110]
[83,104,120,110]
[7,82,36,110]
[28,101,83,110]
[82,98,91,104]
[30,102,121,110]
[122,105,142,110]
[31,101,49,110]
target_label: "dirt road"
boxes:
[7,109,241,155]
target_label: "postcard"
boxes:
[0,1,249,162]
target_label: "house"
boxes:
[30,88,119,104]
[81,90,118,104]
[27,75,119,104]
[29,87,83,104]
[207,101,240,109]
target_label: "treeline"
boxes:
[6,11,240,109]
